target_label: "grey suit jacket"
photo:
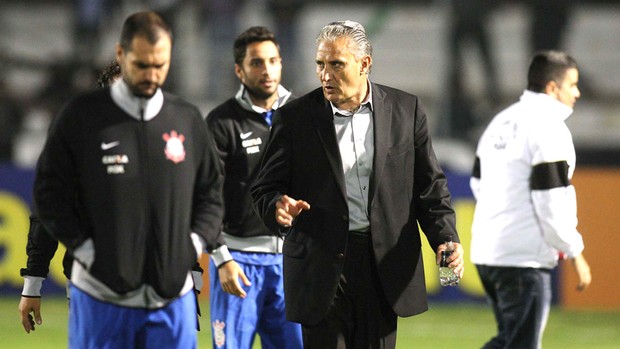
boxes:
[252,83,458,326]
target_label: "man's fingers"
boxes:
[239,271,252,287]
[237,288,247,298]
[21,313,34,333]
[576,280,589,291]
[226,279,247,298]
[18,299,38,333]
[276,207,293,221]
[33,308,42,325]
[219,264,250,298]
[280,196,310,214]
[576,277,591,291]
[276,199,294,226]
[276,214,293,228]
[236,274,249,298]
[232,271,250,298]
[296,200,311,210]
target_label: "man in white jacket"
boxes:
[470,50,591,349]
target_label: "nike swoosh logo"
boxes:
[101,141,120,150]
[240,132,253,140]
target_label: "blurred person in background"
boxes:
[470,50,592,349]
[265,0,305,93]
[202,0,245,101]
[72,0,119,69]
[443,0,500,144]
[528,0,574,53]
[205,26,302,349]
[0,76,24,163]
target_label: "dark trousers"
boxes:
[302,232,397,349]
[476,265,552,349]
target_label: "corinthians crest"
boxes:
[162,130,186,163]
[212,320,226,347]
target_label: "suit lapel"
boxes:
[369,84,391,206]
[311,90,348,203]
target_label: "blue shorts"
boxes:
[209,252,302,349]
[69,285,197,349]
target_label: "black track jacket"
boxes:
[34,87,224,298]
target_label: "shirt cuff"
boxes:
[22,276,45,297]
[210,245,233,268]
[565,245,584,260]
[190,232,206,259]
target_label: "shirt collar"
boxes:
[234,84,292,114]
[330,79,373,116]
[520,90,574,121]
[110,79,164,121]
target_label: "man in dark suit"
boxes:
[251,20,464,348]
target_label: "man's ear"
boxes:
[360,55,372,75]
[544,80,558,96]
[115,43,124,63]
[234,64,244,80]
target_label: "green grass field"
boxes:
[2,297,619,348]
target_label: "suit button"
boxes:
[337,253,345,259]
[341,215,348,222]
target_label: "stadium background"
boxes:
[1,0,619,322]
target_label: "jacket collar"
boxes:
[367,82,390,206]
[328,80,374,116]
[312,81,389,207]
[234,84,292,114]
[520,90,573,121]
[110,79,164,121]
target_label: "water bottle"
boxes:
[439,235,459,286]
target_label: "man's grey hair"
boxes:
[316,20,373,70]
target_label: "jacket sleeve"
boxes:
[529,123,584,258]
[204,111,235,265]
[34,103,89,252]
[191,120,226,253]
[411,99,458,251]
[19,215,58,278]
[251,109,289,234]
[205,111,230,179]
